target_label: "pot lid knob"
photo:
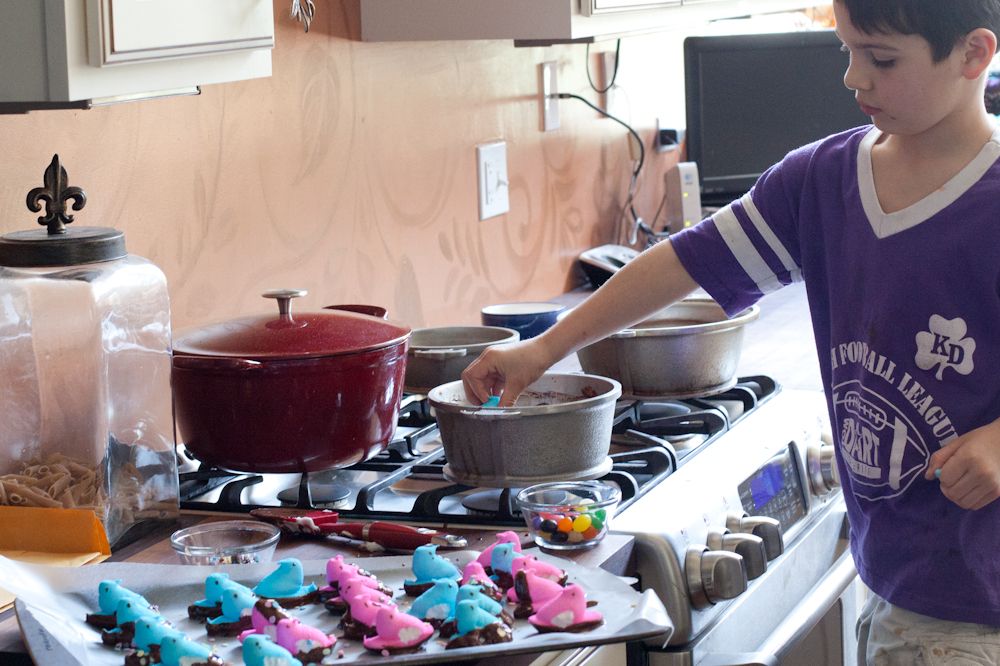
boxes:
[0,154,126,267]
[263,288,308,317]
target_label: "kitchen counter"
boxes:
[0,515,636,665]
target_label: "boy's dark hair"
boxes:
[841,0,1000,61]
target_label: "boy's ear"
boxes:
[959,28,997,80]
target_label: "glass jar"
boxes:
[0,155,177,546]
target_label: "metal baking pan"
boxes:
[3,550,671,665]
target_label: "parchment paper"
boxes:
[2,550,672,665]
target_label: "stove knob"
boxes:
[685,545,748,610]
[707,530,767,580]
[807,442,840,495]
[727,513,784,560]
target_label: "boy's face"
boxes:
[834,1,969,136]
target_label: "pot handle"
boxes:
[413,348,467,360]
[323,304,388,319]
[173,356,263,371]
[460,409,522,419]
[263,288,307,317]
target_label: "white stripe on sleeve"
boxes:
[712,204,786,294]
[740,193,802,280]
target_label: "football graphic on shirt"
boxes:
[831,380,929,501]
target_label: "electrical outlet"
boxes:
[477,141,509,220]
[540,61,559,132]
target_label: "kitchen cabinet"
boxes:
[359,0,831,43]
[0,0,274,111]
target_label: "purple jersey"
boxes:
[673,124,1000,624]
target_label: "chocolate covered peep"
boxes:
[325,574,393,615]
[476,531,522,573]
[407,578,458,626]
[238,598,291,642]
[340,595,395,641]
[445,599,513,649]
[253,558,320,607]
[512,554,568,586]
[101,597,157,647]
[242,634,302,666]
[125,615,183,665]
[87,580,153,629]
[321,554,390,600]
[461,561,503,601]
[489,542,521,590]
[403,544,460,596]
[528,584,603,633]
[363,606,435,654]
[510,569,564,618]
[206,584,256,637]
[189,573,251,621]
[274,617,336,663]
[158,635,225,666]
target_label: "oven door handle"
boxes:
[696,549,856,666]
[758,547,857,659]
[697,652,778,666]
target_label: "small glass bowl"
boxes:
[170,520,280,565]
[515,481,621,550]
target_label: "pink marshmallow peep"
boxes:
[275,616,337,654]
[462,561,500,590]
[508,569,565,604]
[363,606,434,652]
[529,584,603,631]
[513,554,565,582]
[338,576,392,605]
[238,599,287,642]
[348,596,394,628]
[475,531,522,569]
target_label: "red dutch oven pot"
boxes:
[171,289,410,473]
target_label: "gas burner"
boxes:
[277,481,351,508]
[462,488,523,515]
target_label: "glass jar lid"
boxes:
[0,155,126,267]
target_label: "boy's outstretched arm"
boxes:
[925,420,1000,510]
[462,240,700,407]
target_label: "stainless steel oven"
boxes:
[614,388,861,666]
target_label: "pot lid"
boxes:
[173,289,410,360]
[0,155,127,267]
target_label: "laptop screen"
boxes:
[684,30,870,207]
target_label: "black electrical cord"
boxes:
[554,92,643,179]
[585,39,621,94]
[555,92,649,245]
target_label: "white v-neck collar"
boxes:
[857,123,1000,239]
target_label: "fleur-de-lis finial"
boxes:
[25,154,87,235]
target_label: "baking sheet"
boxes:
[2,550,672,665]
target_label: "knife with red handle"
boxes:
[249,508,468,550]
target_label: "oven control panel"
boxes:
[737,443,807,531]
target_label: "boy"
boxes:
[463,1,1000,662]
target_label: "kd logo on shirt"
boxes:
[915,315,975,381]
[832,380,928,501]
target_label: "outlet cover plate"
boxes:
[540,61,559,132]
[477,141,509,220]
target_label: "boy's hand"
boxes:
[461,339,553,408]
[925,419,1000,510]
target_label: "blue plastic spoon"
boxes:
[934,468,942,480]
[482,395,501,408]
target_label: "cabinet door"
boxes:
[87,0,274,66]
[583,0,681,16]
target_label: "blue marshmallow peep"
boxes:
[158,635,215,666]
[408,578,459,621]
[454,599,502,637]
[253,558,317,599]
[242,634,304,666]
[405,545,461,587]
[209,584,257,625]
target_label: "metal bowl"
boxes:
[405,325,519,394]
[576,300,759,399]
[428,373,622,488]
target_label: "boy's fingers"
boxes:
[925,439,964,480]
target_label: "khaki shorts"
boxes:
[857,594,1000,665]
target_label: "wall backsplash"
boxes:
[0,1,727,332]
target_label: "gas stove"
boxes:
[177,375,779,528]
